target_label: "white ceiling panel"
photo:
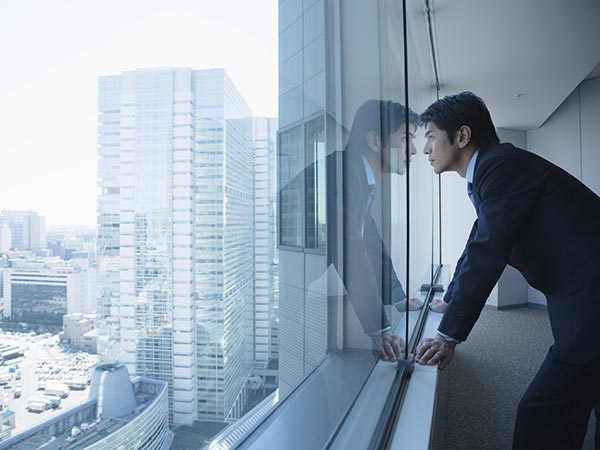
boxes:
[431,0,600,130]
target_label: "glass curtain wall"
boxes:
[270,0,439,447]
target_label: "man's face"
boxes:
[422,122,461,174]
[382,125,417,175]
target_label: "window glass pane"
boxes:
[279,126,304,247]
[305,116,326,250]
[270,0,435,446]
[2,0,444,447]
[406,0,439,306]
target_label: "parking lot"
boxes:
[0,331,98,436]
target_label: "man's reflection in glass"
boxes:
[342,99,422,362]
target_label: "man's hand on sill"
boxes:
[428,298,448,313]
[415,334,456,370]
[372,330,405,362]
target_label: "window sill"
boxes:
[208,267,449,450]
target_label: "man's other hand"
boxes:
[415,335,456,370]
[428,298,448,313]
[395,297,424,312]
[372,330,405,362]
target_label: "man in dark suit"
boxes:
[415,91,600,449]
[339,99,423,361]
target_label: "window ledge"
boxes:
[207,267,449,450]
[388,311,443,450]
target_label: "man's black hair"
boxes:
[347,99,419,153]
[420,92,500,149]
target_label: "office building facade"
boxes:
[0,210,46,252]
[252,117,279,366]
[1,256,97,331]
[97,68,256,425]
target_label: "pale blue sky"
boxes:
[0,0,278,227]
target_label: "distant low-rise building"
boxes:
[1,254,96,332]
[46,228,97,263]
[0,363,172,450]
[61,313,98,353]
[0,397,15,441]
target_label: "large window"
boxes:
[279,125,304,248]
[2,0,443,447]
[236,0,442,448]
[305,116,326,251]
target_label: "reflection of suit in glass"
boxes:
[279,149,407,336]
[339,150,406,335]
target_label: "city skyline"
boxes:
[0,0,278,227]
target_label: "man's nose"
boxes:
[410,142,417,155]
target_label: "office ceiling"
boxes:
[431,0,600,130]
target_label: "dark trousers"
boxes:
[512,348,600,449]
[595,403,600,450]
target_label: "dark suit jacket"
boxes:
[339,150,406,334]
[279,150,406,335]
[440,143,600,363]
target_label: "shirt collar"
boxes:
[362,156,376,185]
[466,149,479,184]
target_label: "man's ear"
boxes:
[457,125,472,148]
[366,130,381,153]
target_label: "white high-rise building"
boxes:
[97,75,121,360]
[0,223,11,253]
[97,68,255,425]
[0,210,46,252]
[252,118,278,366]
[193,70,254,422]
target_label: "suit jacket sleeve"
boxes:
[364,215,406,305]
[343,165,394,334]
[443,220,478,304]
[439,153,543,341]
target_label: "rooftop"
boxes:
[0,331,97,438]
[6,379,162,450]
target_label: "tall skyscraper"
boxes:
[193,70,254,422]
[97,68,256,425]
[96,74,121,361]
[252,117,278,366]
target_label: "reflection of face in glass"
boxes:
[384,125,417,175]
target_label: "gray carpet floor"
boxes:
[435,306,596,450]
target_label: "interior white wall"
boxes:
[440,168,476,296]
[497,128,527,148]
[526,76,600,306]
[487,129,530,308]
[527,89,582,179]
